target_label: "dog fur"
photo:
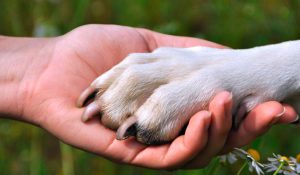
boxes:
[78,40,300,144]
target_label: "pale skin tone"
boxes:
[0,24,297,169]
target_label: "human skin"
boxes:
[0,24,297,169]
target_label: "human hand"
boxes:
[0,24,225,169]
[183,93,298,169]
[0,24,297,169]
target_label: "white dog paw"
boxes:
[78,42,300,144]
[78,46,218,122]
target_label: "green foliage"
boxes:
[0,0,300,174]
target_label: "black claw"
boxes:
[116,116,138,140]
[77,87,97,107]
[83,91,97,106]
[123,124,137,139]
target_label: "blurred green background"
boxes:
[1,0,300,175]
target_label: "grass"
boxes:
[0,0,300,174]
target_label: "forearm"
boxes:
[0,36,53,123]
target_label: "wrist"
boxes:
[0,36,56,124]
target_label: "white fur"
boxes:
[86,40,300,142]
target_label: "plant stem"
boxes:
[273,162,284,175]
[210,164,221,175]
[237,162,247,175]
[30,127,41,175]
[60,142,74,175]
[208,158,221,175]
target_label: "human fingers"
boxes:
[130,111,211,169]
[183,91,232,169]
[221,101,297,153]
[136,28,227,50]
[277,104,298,124]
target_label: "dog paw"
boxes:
[77,47,225,143]
[78,44,297,144]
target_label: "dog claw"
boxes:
[77,86,96,107]
[81,102,100,122]
[116,116,137,140]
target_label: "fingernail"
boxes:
[291,115,299,124]
[205,111,212,120]
[275,107,286,118]
[271,107,286,125]
[207,111,212,117]
[225,92,233,102]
